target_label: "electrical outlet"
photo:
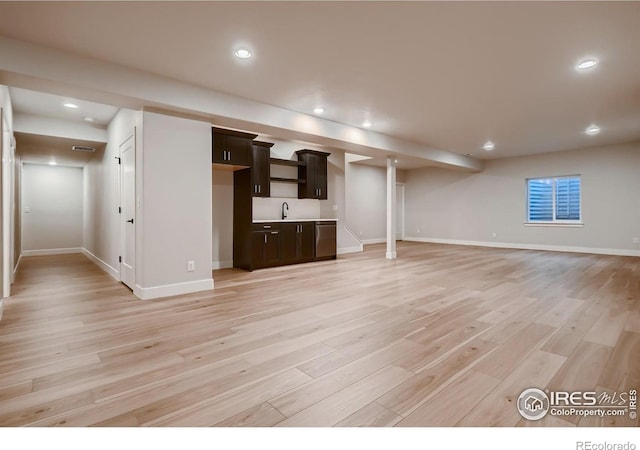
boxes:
[492,232,497,238]
[417,229,420,233]
[359,231,363,236]
[332,204,338,211]
[633,237,639,244]
[187,260,195,272]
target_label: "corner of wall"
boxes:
[82,248,120,281]
[337,245,363,255]
[12,254,21,283]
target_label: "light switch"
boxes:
[24,206,30,213]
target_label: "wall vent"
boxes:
[71,145,96,152]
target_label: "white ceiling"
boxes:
[1,2,639,161]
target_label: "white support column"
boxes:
[386,156,397,260]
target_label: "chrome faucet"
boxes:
[282,202,289,220]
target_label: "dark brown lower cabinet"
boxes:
[281,222,315,264]
[251,228,281,269]
[241,221,334,270]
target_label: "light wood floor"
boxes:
[0,242,638,427]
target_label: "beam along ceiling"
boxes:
[1,2,639,161]
[10,87,118,128]
[9,87,116,166]
[15,133,105,167]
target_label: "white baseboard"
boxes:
[404,236,640,257]
[361,238,386,245]
[82,248,120,281]
[134,278,214,300]
[338,245,363,255]
[212,260,233,270]
[21,247,83,257]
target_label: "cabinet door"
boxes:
[251,146,270,197]
[297,151,328,199]
[251,231,266,268]
[212,136,226,163]
[225,135,252,166]
[299,222,315,261]
[297,153,317,199]
[213,133,252,166]
[264,231,281,264]
[280,223,298,263]
[316,155,328,200]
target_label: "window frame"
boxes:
[525,175,583,225]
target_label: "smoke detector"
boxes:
[71,145,95,152]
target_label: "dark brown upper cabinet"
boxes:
[212,127,257,168]
[251,141,273,197]
[296,150,330,200]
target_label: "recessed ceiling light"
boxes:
[83,117,95,123]
[63,102,79,109]
[313,107,325,114]
[585,124,601,135]
[362,121,372,128]
[234,48,252,59]
[576,59,597,70]
[483,141,495,151]
[49,161,57,166]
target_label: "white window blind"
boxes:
[527,176,581,223]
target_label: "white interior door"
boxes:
[396,183,404,241]
[120,134,135,290]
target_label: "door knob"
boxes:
[126,218,134,224]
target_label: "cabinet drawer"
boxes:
[252,223,280,231]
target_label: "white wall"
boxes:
[0,85,13,131]
[253,197,321,221]
[22,164,83,253]
[0,85,10,318]
[344,155,407,244]
[212,168,233,269]
[404,142,640,255]
[13,154,21,276]
[83,108,135,279]
[345,160,386,242]
[137,111,212,298]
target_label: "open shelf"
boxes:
[270,177,306,184]
[270,158,305,167]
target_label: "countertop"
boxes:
[253,218,338,223]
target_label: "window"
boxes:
[527,176,581,223]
